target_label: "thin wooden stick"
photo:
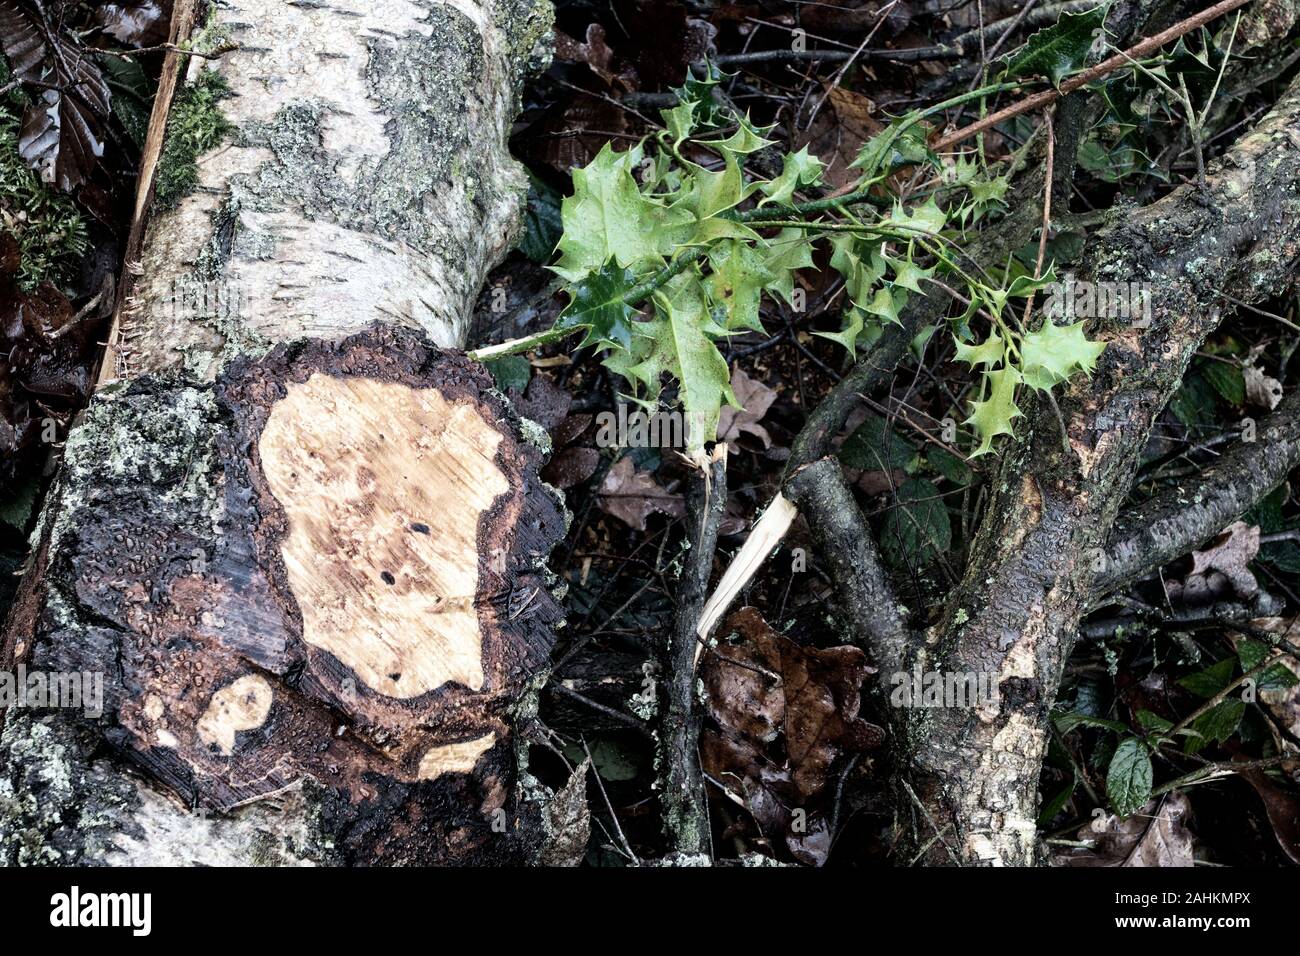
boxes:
[934,0,1256,152]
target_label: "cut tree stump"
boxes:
[0,0,565,865]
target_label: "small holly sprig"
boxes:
[472,64,1106,461]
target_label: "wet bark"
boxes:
[905,74,1300,866]
[0,0,562,866]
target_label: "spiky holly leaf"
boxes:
[1019,318,1106,391]
[885,253,934,294]
[671,62,732,130]
[966,365,1024,457]
[684,150,745,220]
[953,332,1005,368]
[850,112,933,177]
[864,285,906,325]
[704,114,777,157]
[761,228,816,306]
[708,239,774,333]
[829,235,885,309]
[999,3,1111,87]
[662,101,697,145]
[556,259,640,352]
[815,309,867,356]
[758,146,824,206]
[608,274,736,453]
[553,144,690,281]
[886,197,948,236]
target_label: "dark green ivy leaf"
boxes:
[881,478,952,568]
[519,173,564,265]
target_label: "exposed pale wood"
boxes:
[259,374,510,699]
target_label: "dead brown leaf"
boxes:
[1054,791,1196,866]
[596,456,684,530]
[1187,521,1260,599]
[1244,364,1284,410]
[700,607,883,864]
[717,366,776,448]
[797,86,881,190]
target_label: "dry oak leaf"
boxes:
[1188,521,1260,599]
[1244,364,1284,410]
[596,456,684,530]
[1053,791,1196,866]
[700,607,883,864]
[716,366,777,448]
[538,757,592,867]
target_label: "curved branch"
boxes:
[784,457,913,671]
[1096,388,1300,594]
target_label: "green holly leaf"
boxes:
[830,235,886,309]
[761,228,816,306]
[886,196,948,237]
[685,150,745,220]
[661,102,697,145]
[758,146,824,206]
[671,62,732,130]
[864,284,907,325]
[1019,318,1107,391]
[1106,737,1153,817]
[704,114,777,157]
[610,274,736,453]
[999,3,1111,88]
[815,309,868,356]
[885,253,934,294]
[851,112,933,177]
[952,332,1005,368]
[556,259,640,351]
[553,144,690,281]
[708,239,774,333]
[966,365,1023,457]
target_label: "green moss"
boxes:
[154,68,233,211]
[0,84,89,290]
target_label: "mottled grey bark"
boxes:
[1,0,557,866]
[1098,387,1300,594]
[906,74,1300,866]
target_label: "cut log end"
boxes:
[2,326,566,864]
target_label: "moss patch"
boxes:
[0,74,89,290]
[154,68,233,211]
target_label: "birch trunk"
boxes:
[0,0,564,866]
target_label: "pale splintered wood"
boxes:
[418,732,498,781]
[694,492,798,665]
[259,374,509,699]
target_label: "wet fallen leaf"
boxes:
[597,456,684,530]
[0,0,112,192]
[1244,364,1283,410]
[716,366,776,448]
[1187,521,1260,599]
[700,607,883,864]
[554,23,633,91]
[797,86,881,190]
[1054,791,1196,866]
[1243,617,1300,743]
[1238,765,1300,864]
